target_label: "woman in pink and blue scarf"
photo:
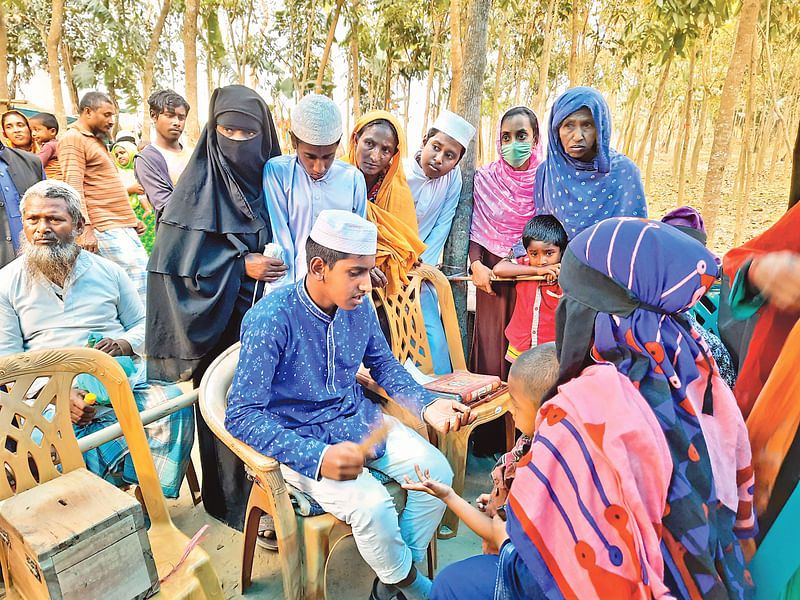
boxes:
[431,217,756,600]
[469,107,545,381]
[534,87,646,239]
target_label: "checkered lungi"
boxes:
[76,381,194,499]
[95,227,148,307]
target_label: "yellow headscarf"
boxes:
[345,111,426,294]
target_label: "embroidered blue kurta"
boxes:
[225,279,436,479]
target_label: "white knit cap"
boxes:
[309,210,377,255]
[291,94,343,146]
[431,110,476,150]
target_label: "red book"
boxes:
[424,371,503,403]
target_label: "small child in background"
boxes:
[29,112,62,180]
[492,214,567,363]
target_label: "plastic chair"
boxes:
[690,283,721,336]
[370,264,514,538]
[198,343,435,600]
[0,347,224,600]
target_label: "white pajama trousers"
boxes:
[281,415,453,584]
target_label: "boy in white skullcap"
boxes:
[226,210,473,600]
[263,94,368,292]
[403,109,476,375]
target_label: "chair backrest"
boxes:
[372,264,467,375]
[0,348,172,526]
[198,343,280,474]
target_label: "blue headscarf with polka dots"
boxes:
[533,87,647,239]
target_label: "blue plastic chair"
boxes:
[691,284,721,336]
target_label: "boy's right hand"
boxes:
[320,442,365,480]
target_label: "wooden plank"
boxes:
[447,274,546,282]
[56,531,154,600]
[51,515,136,573]
[0,470,141,557]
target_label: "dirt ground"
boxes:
[644,154,792,257]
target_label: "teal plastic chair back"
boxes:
[691,284,721,336]
[750,482,800,599]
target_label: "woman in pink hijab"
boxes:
[468,106,544,381]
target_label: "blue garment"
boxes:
[403,154,459,375]
[0,147,24,254]
[263,155,367,287]
[431,541,545,600]
[225,279,436,480]
[533,87,646,239]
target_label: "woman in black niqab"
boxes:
[146,85,282,528]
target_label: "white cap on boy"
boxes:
[309,210,378,256]
[291,94,343,146]
[431,110,476,150]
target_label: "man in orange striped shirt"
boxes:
[58,91,148,305]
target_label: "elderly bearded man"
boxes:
[0,180,194,498]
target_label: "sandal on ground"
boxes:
[368,577,407,600]
[256,513,278,551]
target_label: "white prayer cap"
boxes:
[291,94,342,146]
[309,210,377,256]
[431,110,476,150]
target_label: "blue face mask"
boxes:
[500,142,533,168]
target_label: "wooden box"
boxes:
[0,468,159,600]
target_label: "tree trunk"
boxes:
[700,0,761,238]
[60,41,79,113]
[0,4,9,113]
[183,0,200,145]
[46,0,67,131]
[636,49,673,166]
[677,43,697,203]
[300,0,318,96]
[448,0,464,110]
[642,51,674,193]
[569,0,579,86]
[734,35,758,245]
[315,0,343,93]
[350,16,361,120]
[535,0,559,117]
[383,51,393,110]
[442,0,492,351]
[422,13,442,136]
[789,119,800,209]
[489,20,508,161]
[141,0,172,143]
[403,76,411,133]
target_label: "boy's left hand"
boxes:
[402,463,453,500]
[423,398,475,432]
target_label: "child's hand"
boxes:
[402,464,454,500]
[536,263,560,284]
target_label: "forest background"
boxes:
[1,0,799,257]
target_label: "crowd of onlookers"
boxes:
[2,82,800,600]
